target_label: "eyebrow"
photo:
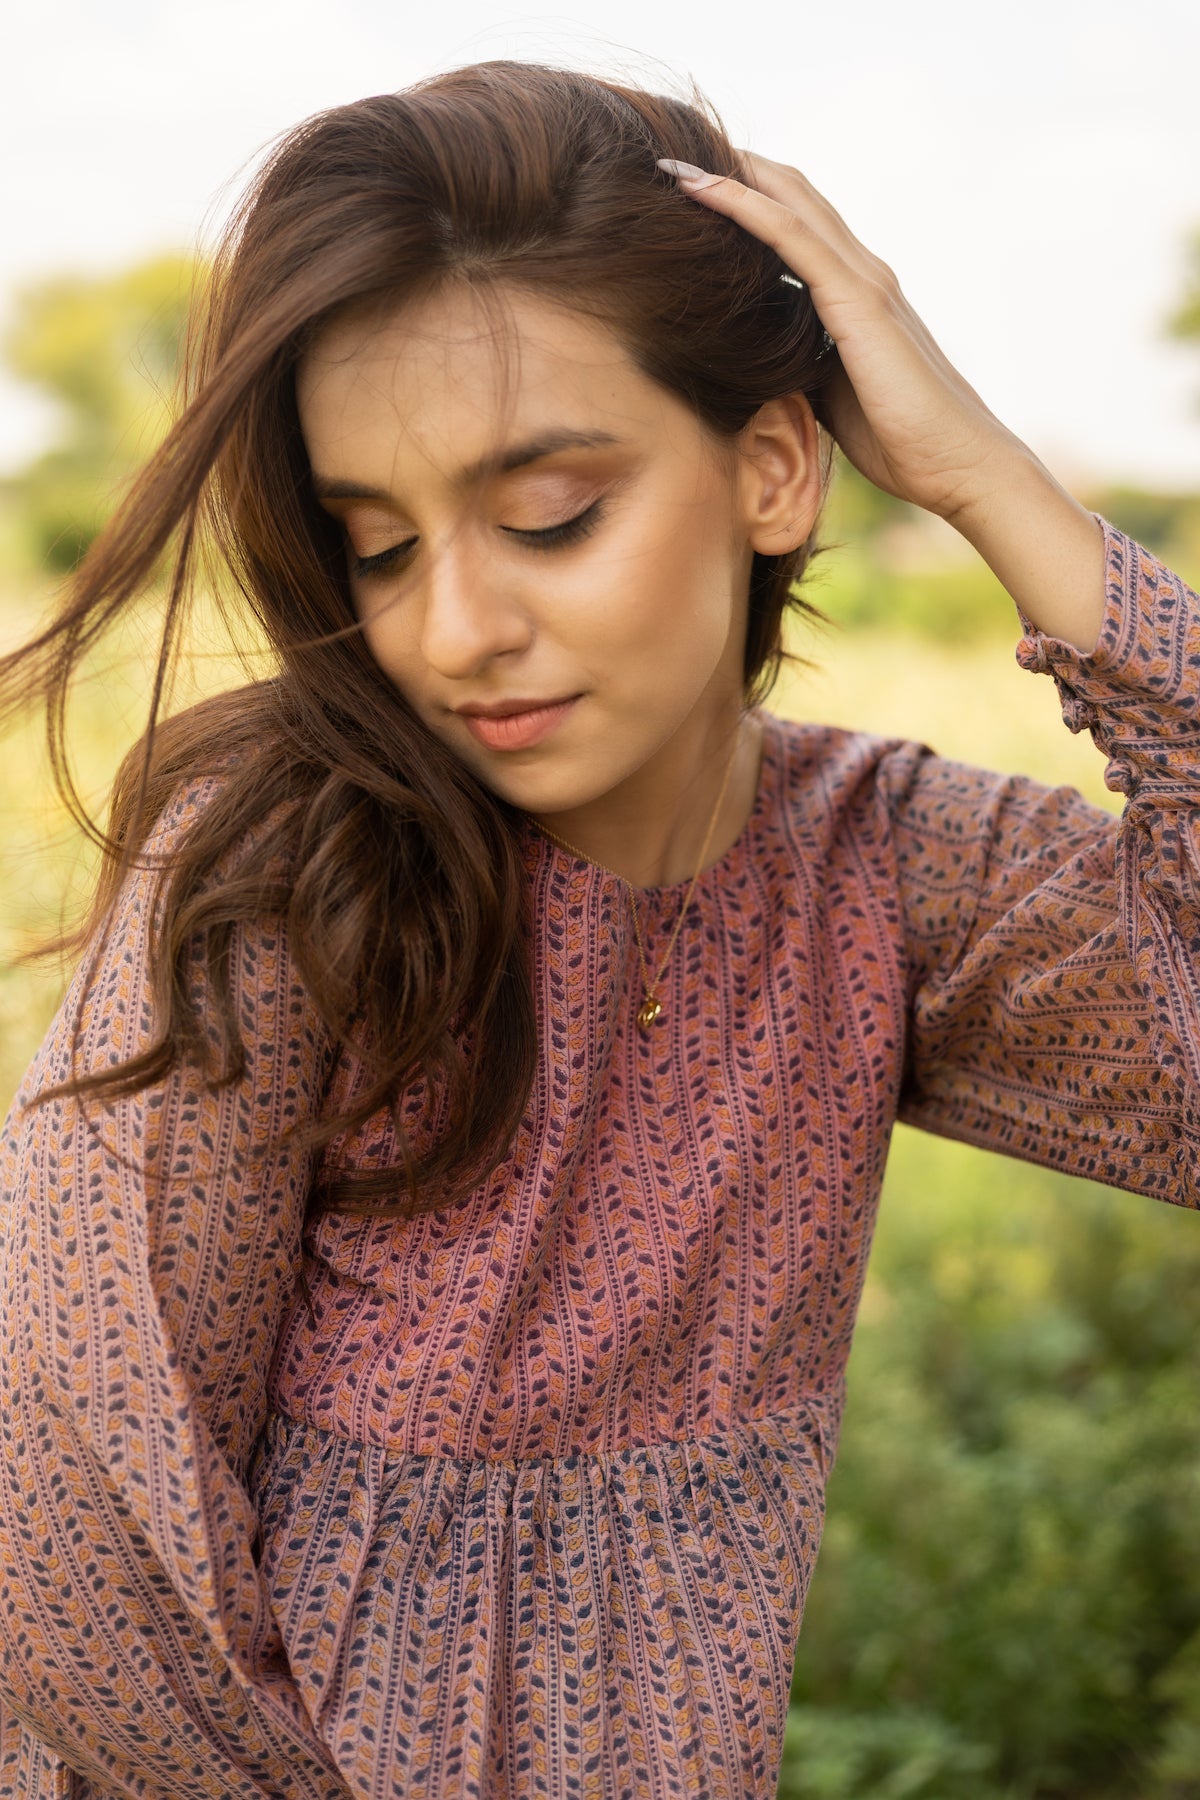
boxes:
[311,429,625,503]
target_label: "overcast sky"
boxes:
[3,0,1198,491]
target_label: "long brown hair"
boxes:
[2,60,839,1223]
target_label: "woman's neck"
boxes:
[530,705,765,890]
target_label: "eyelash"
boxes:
[352,501,604,579]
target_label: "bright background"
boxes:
[2,6,1199,1797]
[3,0,1200,490]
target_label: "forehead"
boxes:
[295,282,705,475]
[302,286,630,421]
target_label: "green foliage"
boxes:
[1081,482,1200,589]
[781,1130,1200,1800]
[1,253,197,570]
[1165,226,1200,347]
[1082,483,1194,552]
[811,457,1018,646]
[805,524,1017,644]
[1162,219,1200,422]
[1149,1628,1200,1792]
[779,1706,1003,1800]
[810,456,1200,646]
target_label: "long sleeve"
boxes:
[0,779,352,1798]
[885,517,1199,1209]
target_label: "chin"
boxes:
[460,752,607,816]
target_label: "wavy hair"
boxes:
[2,60,839,1222]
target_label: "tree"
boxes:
[2,253,197,571]
[1165,225,1200,400]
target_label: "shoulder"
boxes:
[763,709,1034,814]
[141,768,230,859]
[92,693,314,994]
[763,708,930,819]
[760,709,1049,878]
[140,765,300,880]
[761,712,1116,891]
[68,738,333,1087]
[123,687,312,904]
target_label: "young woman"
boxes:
[0,58,1196,1800]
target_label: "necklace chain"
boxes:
[535,727,743,1032]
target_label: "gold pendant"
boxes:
[637,995,663,1031]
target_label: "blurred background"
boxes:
[2,3,1199,1795]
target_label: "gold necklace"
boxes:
[535,727,743,1033]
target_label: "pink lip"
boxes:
[459,697,579,752]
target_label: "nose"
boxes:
[418,535,533,680]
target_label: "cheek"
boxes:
[602,497,737,629]
[590,511,737,666]
[634,513,741,638]
[356,603,423,699]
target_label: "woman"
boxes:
[0,58,1195,1800]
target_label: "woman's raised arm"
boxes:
[657,149,1109,650]
[882,517,1200,1207]
[0,779,350,1798]
[660,151,1200,1208]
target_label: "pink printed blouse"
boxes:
[1,518,1197,1799]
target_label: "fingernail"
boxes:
[656,158,722,189]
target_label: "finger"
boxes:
[735,151,901,300]
[733,151,854,236]
[655,159,870,309]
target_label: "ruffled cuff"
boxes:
[1014,514,1200,801]
[1016,514,1200,1118]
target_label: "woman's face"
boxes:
[297,282,796,821]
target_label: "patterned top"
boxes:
[0,517,1197,1800]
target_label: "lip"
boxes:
[457,696,580,752]
[453,693,578,719]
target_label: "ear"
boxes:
[734,394,824,555]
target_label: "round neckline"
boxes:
[526,710,780,901]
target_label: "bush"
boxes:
[783,1129,1200,1799]
[779,1706,1004,1800]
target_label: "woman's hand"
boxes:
[658,152,1107,653]
[659,151,1026,528]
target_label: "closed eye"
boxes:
[502,500,604,548]
[354,540,417,578]
[351,502,603,580]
